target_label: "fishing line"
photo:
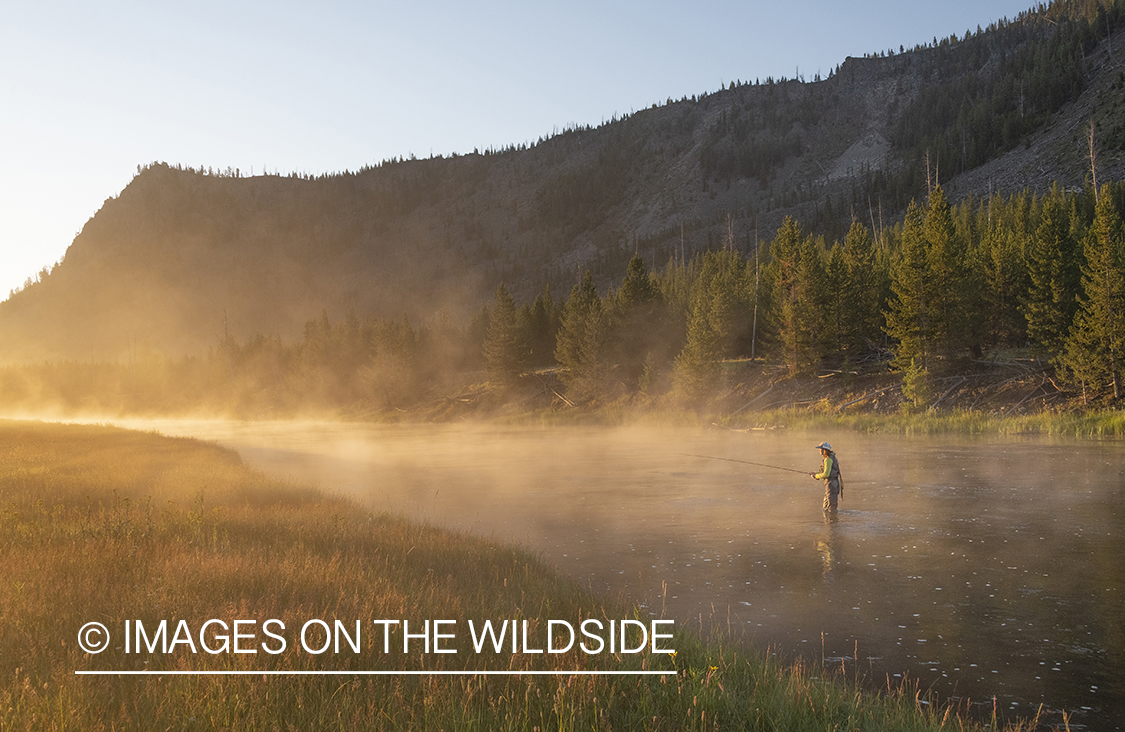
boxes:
[676,452,808,475]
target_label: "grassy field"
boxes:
[0,419,1039,730]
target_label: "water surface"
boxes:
[124,420,1124,730]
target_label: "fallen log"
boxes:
[837,383,900,412]
[729,382,774,415]
[928,377,967,412]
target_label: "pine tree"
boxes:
[484,284,526,385]
[795,235,830,369]
[1058,187,1125,401]
[837,221,885,357]
[672,257,727,403]
[767,217,828,375]
[826,243,848,356]
[618,254,657,306]
[362,316,419,410]
[979,216,1028,348]
[885,201,930,370]
[900,356,930,413]
[555,271,607,401]
[611,255,667,390]
[923,187,973,358]
[1022,190,1079,353]
[672,250,754,401]
[522,285,560,367]
[704,251,755,357]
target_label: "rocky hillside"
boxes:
[3,0,1124,363]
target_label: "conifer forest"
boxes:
[3,182,1125,417]
[3,0,1125,418]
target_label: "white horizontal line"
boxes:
[75,670,674,676]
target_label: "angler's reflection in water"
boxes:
[817,521,839,581]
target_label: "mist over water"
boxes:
[118,420,1124,730]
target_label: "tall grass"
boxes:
[726,408,1125,437]
[0,420,1034,730]
[498,395,1125,438]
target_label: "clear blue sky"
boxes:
[1,0,1038,299]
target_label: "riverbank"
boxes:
[4,342,1122,439]
[0,419,1042,730]
[407,356,1125,438]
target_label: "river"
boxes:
[117,419,1124,730]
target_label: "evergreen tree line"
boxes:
[486,181,1125,407]
[699,82,818,187]
[3,182,1124,415]
[891,1,1109,174]
[862,0,1123,213]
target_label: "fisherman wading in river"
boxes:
[810,441,843,519]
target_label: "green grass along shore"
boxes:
[0,419,1043,730]
[718,407,1125,437]
[499,398,1125,438]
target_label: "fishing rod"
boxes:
[676,452,808,475]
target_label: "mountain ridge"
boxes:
[3,0,1124,363]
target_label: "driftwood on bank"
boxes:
[837,384,900,412]
[928,376,967,412]
[534,373,574,407]
[1012,375,1061,411]
[967,373,1042,410]
[729,382,774,416]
